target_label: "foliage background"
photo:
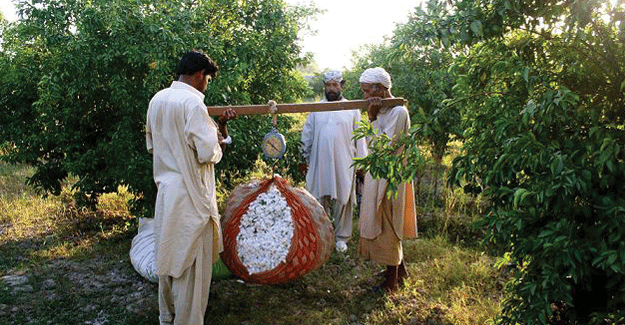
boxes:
[0,0,318,216]
[344,0,625,323]
[2,0,625,323]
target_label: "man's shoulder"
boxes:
[318,98,359,114]
[377,105,409,123]
[152,83,183,98]
[391,105,409,117]
[149,88,171,106]
[152,86,172,96]
[318,97,349,103]
[150,87,204,114]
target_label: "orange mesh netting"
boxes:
[221,176,334,285]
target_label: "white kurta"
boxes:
[146,81,223,278]
[359,105,417,241]
[300,98,367,204]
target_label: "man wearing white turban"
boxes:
[358,67,417,293]
[300,70,367,252]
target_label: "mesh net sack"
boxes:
[221,176,334,284]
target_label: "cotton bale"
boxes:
[221,176,334,284]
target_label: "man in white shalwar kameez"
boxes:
[300,70,367,252]
[146,50,236,325]
[358,67,417,293]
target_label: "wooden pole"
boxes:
[206,98,406,116]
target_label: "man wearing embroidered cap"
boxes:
[358,67,417,292]
[300,70,367,252]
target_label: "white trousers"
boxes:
[320,193,354,242]
[158,227,213,325]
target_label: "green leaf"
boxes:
[550,155,563,175]
[523,67,530,83]
[470,20,483,37]
[513,188,532,208]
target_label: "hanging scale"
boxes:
[261,100,287,161]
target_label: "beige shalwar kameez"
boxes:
[358,104,417,266]
[146,81,223,325]
[300,98,367,241]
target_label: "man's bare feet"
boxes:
[398,260,409,285]
[382,265,399,293]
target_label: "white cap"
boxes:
[323,70,343,83]
[359,67,391,89]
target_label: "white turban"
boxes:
[323,70,343,83]
[359,67,392,89]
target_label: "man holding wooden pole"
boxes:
[299,70,367,253]
[357,67,417,293]
[146,50,236,325]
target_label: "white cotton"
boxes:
[236,185,294,275]
[359,67,392,89]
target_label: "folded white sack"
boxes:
[129,218,158,283]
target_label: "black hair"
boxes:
[176,50,219,77]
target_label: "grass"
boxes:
[0,160,506,324]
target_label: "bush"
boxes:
[96,185,135,218]
[451,40,625,323]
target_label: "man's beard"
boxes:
[325,91,342,102]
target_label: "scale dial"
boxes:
[262,128,286,160]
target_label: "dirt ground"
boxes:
[1,254,159,324]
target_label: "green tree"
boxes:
[344,7,461,203]
[345,37,459,160]
[346,0,625,322]
[0,0,318,215]
[431,0,625,323]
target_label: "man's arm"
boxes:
[186,103,222,164]
[146,128,153,154]
[145,107,153,154]
[299,113,315,175]
[216,108,237,151]
[353,110,367,159]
